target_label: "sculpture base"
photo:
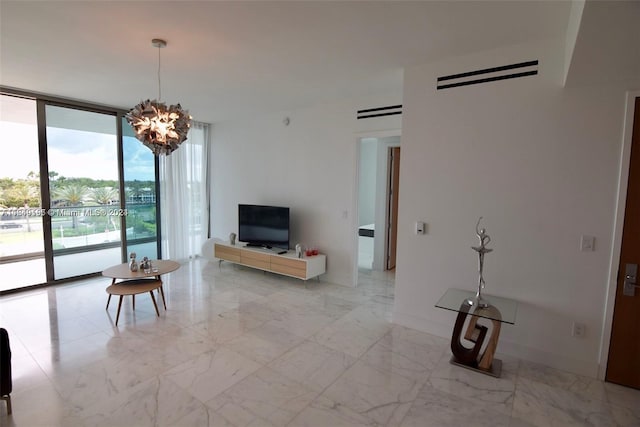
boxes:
[449,302,503,377]
[450,356,502,378]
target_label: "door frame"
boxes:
[599,90,640,380]
[386,146,400,270]
[373,138,401,271]
[352,129,401,287]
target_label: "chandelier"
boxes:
[126,39,191,156]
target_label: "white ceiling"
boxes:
[1,1,573,123]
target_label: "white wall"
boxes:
[394,37,640,377]
[210,93,401,286]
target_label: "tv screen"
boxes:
[238,204,290,250]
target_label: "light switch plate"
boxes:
[580,235,595,252]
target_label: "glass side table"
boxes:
[435,288,518,377]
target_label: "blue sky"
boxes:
[0,122,154,182]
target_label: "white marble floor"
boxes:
[0,259,639,426]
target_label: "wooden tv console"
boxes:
[214,242,326,281]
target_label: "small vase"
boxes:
[129,252,138,272]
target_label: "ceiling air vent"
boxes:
[357,104,402,120]
[437,60,538,90]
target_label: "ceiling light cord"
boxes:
[157,44,162,102]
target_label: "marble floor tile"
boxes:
[604,381,640,415]
[518,359,608,403]
[608,402,640,427]
[77,376,210,427]
[2,258,640,427]
[345,300,393,324]
[316,284,375,305]
[427,352,518,416]
[287,395,379,427]
[399,382,512,427]
[268,340,356,392]
[146,326,221,363]
[207,288,266,310]
[49,349,169,413]
[261,308,337,338]
[360,325,448,384]
[207,367,318,426]
[225,323,305,365]
[0,379,83,427]
[6,351,52,392]
[160,300,233,328]
[512,377,618,427]
[163,347,262,403]
[311,308,391,359]
[234,277,286,297]
[188,309,267,345]
[262,288,321,309]
[29,330,122,378]
[321,359,422,426]
[235,299,287,325]
[308,293,361,319]
[172,407,236,427]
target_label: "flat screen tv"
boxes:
[238,204,290,250]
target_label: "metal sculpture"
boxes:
[470,216,492,307]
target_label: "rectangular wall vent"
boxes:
[437,60,538,90]
[357,104,402,120]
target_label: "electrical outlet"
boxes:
[572,322,586,338]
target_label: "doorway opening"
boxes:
[357,136,401,275]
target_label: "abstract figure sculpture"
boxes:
[470,216,492,308]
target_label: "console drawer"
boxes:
[270,262,306,279]
[241,250,271,262]
[215,244,241,263]
[270,256,305,270]
[240,248,271,270]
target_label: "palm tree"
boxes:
[55,183,87,206]
[11,182,39,232]
[48,170,64,192]
[89,187,118,205]
[55,184,88,229]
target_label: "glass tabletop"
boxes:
[435,288,518,325]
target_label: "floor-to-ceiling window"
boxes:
[0,95,46,291]
[122,117,159,260]
[0,91,161,292]
[45,105,123,279]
